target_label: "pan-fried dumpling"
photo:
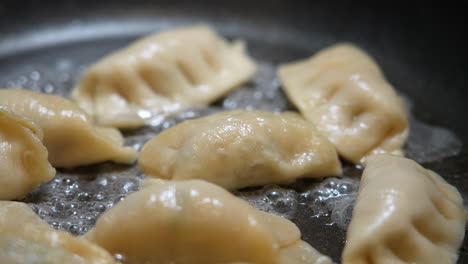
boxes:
[0,89,137,168]
[0,201,114,264]
[343,154,465,264]
[139,110,341,190]
[280,241,333,264]
[278,44,409,164]
[85,179,331,264]
[0,107,55,200]
[72,25,257,128]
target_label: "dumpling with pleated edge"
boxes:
[0,89,136,168]
[0,107,55,200]
[139,110,341,190]
[343,154,465,264]
[72,25,257,128]
[0,201,114,264]
[278,43,409,164]
[85,178,332,264]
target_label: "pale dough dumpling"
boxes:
[0,89,137,168]
[0,201,114,264]
[343,154,465,264]
[280,241,333,264]
[72,25,257,128]
[278,44,409,164]
[85,179,332,264]
[139,110,341,190]
[0,107,55,200]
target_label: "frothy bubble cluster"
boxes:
[236,167,360,230]
[297,176,359,229]
[236,185,300,219]
[0,59,462,240]
[23,165,143,235]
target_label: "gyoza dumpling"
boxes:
[0,89,136,168]
[0,201,114,264]
[85,179,331,264]
[72,25,256,128]
[278,44,409,164]
[343,154,465,264]
[139,110,341,190]
[280,241,333,264]
[0,107,55,200]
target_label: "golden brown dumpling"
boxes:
[0,107,55,200]
[85,179,331,264]
[72,25,256,128]
[0,201,114,264]
[139,110,341,190]
[0,89,136,168]
[278,44,408,164]
[343,154,465,264]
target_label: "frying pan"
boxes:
[0,0,467,263]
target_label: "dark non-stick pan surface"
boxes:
[0,1,467,263]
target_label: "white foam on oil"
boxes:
[25,166,143,235]
[297,177,359,229]
[236,185,299,219]
[405,116,462,163]
[236,176,359,230]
